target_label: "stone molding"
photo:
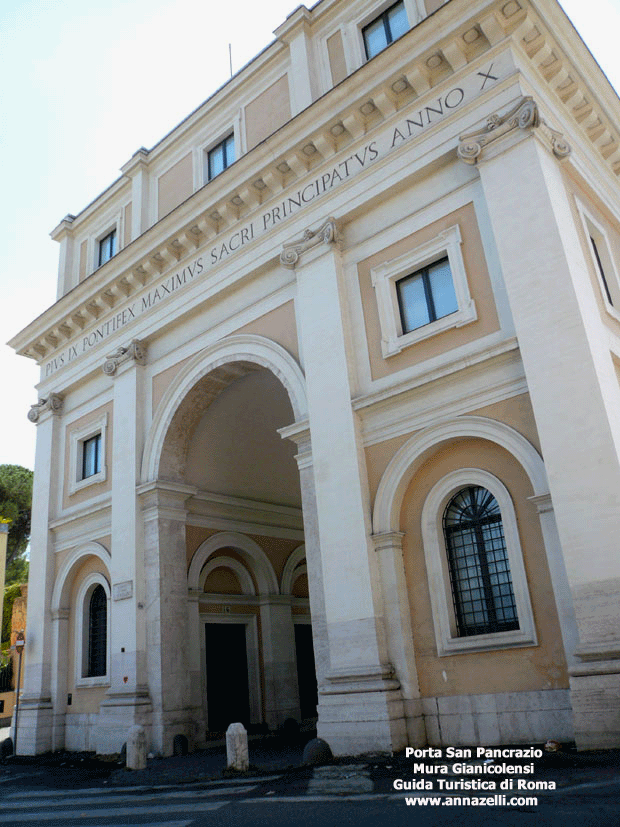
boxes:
[371,531,405,554]
[27,393,63,423]
[321,663,401,695]
[457,96,571,165]
[102,339,147,376]
[280,217,340,269]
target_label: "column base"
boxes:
[316,664,407,756]
[95,687,153,756]
[150,706,206,757]
[570,646,620,749]
[13,695,53,755]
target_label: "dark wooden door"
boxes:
[205,623,251,731]
[294,624,318,719]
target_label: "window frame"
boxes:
[577,199,620,322]
[362,0,410,61]
[68,412,108,495]
[205,133,235,183]
[371,224,477,357]
[421,468,537,656]
[97,228,117,268]
[75,573,110,688]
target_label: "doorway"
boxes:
[205,623,251,731]
[294,623,318,719]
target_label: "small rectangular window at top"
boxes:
[98,230,116,267]
[82,434,101,480]
[363,1,409,60]
[397,257,458,334]
[207,134,235,181]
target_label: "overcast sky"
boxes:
[1,0,619,473]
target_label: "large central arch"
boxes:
[141,334,308,483]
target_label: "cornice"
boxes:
[9,0,620,364]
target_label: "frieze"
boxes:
[37,60,512,378]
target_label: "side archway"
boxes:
[188,532,279,596]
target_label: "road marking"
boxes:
[4,775,279,797]
[0,785,256,810]
[240,794,388,803]
[0,802,227,822]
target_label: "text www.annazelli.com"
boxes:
[406,795,538,807]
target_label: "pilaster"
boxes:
[97,340,152,755]
[285,218,407,755]
[138,481,201,755]
[461,95,620,748]
[259,596,301,728]
[18,393,64,754]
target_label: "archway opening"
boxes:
[160,362,317,739]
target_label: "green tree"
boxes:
[0,465,33,583]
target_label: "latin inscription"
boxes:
[44,64,502,377]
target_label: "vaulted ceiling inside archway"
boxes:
[162,366,301,508]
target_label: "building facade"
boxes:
[9,0,620,756]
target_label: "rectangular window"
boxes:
[98,230,117,267]
[81,433,101,480]
[396,257,459,334]
[207,134,235,181]
[363,1,409,60]
[590,235,614,307]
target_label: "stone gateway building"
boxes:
[9,0,620,757]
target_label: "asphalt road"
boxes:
[0,752,619,827]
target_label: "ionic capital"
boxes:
[102,339,147,376]
[27,393,63,423]
[280,217,340,269]
[458,96,571,165]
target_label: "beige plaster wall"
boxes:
[358,203,500,381]
[79,239,88,282]
[204,565,243,594]
[158,153,193,220]
[327,31,347,86]
[425,0,446,13]
[364,392,540,502]
[245,76,291,151]
[62,401,114,509]
[400,437,568,699]
[123,202,132,247]
[232,301,299,360]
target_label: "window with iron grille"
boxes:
[362,1,409,60]
[87,584,107,678]
[443,486,519,637]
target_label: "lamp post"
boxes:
[13,631,25,754]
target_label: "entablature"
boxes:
[10,0,620,372]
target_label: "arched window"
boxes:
[443,486,519,637]
[87,584,107,677]
[421,469,536,655]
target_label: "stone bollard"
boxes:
[226,722,249,771]
[126,725,147,770]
